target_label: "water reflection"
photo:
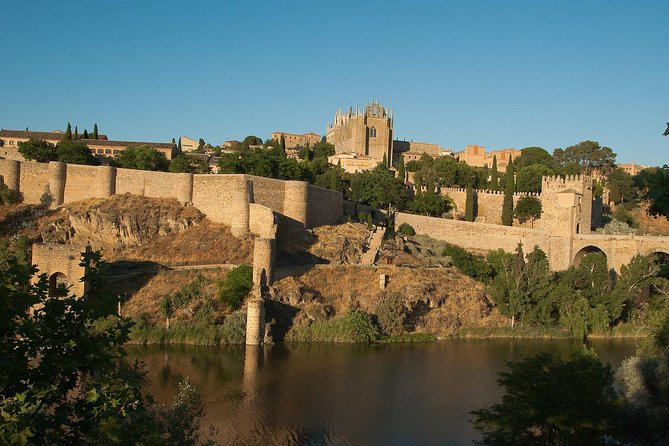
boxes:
[127,339,637,446]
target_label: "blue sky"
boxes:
[1,0,667,165]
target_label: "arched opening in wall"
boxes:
[573,245,606,267]
[369,126,377,138]
[48,272,69,297]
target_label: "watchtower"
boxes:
[540,175,593,237]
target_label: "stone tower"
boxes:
[540,174,593,237]
[325,101,393,166]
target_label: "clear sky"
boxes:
[1,0,667,166]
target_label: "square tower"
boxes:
[540,175,593,237]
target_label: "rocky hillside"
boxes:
[22,195,253,265]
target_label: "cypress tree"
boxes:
[74,126,79,139]
[83,129,89,139]
[501,158,515,226]
[92,123,98,139]
[465,185,475,222]
[172,137,176,144]
[65,122,72,140]
[280,135,286,156]
[415,175,423,196]
[383,152,388,166]
[397,154,406,182]
[25,127,28,131]
[178,137,182,150]
[490,155,499,190]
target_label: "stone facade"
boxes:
[540,175,593,236]
[441,187,540,226]
[326,101,393,166]
[271,131,321,149]
[454,145,520,172]
[31,244,90,297]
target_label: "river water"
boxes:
[127,339,637,446]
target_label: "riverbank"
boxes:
[126,322,646,346]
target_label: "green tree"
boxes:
[83,129,89,139]
[516,164,553,193]
[160,295,174,328]
[397,154,406,182]
[0,249,212,445]
[177,136,182,150]
[0,176,21,205]
[92,123,98,139]
[279,135,286,156]
[350,164,407,209]
[217,264,253,310]
[56,140,100,165]
[465,185,476,221]
[514,196,542,225]
[74,126,78,139]
[607,167,635,205]
[514,146,554,170]
[490,155,499,190]
[471,350,620,446]
[635,167,669,219]
[554,140,616,173]
[501,159,515,226]
[17,138,57,162]
[64,122,72,141]
[169,155,210,173]
[114,145,170,171]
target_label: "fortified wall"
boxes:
[441,187,540,226]
[0,159,344,238]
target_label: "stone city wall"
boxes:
[441,187,540,225]
[395,212,572,270]
[307,185,344,228]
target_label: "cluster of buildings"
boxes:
[0,129,177,161]
[0,100,650,179]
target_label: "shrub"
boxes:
[442,243,492,281]
[376,292,407,336]
[217,264,253,310]
[358,212,368,223]
[286,308,380,343]
[397,223,416,236]
[0,176,20,205]
[221,309,247,344]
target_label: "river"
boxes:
[127,339,637,446]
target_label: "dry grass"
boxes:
[631,203,669,236]
[271,264,506,337]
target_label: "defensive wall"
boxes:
[0,159,344,238]
[395,212,669,272]
[440,187,540,226]
[31,244,90,297]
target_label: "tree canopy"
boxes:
[114,145,170,171]
[55,140,99,165]
[169,155,210,174]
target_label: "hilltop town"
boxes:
[0,101,668,347]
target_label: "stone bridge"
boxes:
[395,212,669,271]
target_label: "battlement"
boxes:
[440,187,540,198]
[541,174,592,191]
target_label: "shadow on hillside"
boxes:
[108,260,164,301]
[275,224,330,267]
[265,300,300,343]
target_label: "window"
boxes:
[9,140,14,146]
[98,149,104,154]
[370,127,377,138]
[105,149,112,154]
[113,150,120,154]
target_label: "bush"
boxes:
[221,309,247,344]
[397,223,416,236]
[442,243,492,281]
[0,176,20,205]
[217,265,253,310]
[286,308,380,343]
[376,292,407,336]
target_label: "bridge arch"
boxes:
[573,245,607,267]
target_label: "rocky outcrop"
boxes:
[39,194,204,247]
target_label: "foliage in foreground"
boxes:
[471,350,620,446]
[286,308,380,343]
[0,249,213,445]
